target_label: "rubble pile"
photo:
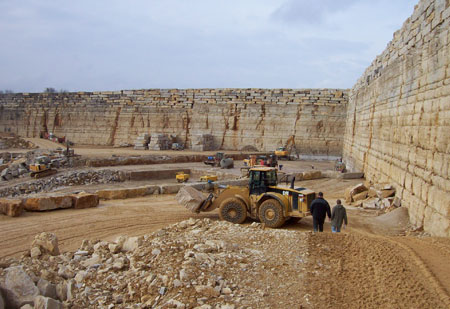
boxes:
[0,160,29,181]
[0,136,36,150]
[1,150,84,182]
[0,170,126,198]
[345,183,400,212]
[0,219,310,308]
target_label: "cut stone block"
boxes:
[342,172,364,179]
[377,189,396,199]
[302,170,322,180]
[344,183,368,203]
[176,186,206,213]
[24,195,72,211]
[70,192,99,209]
[96,186,160,200]
[0,198,24,217]
[352,191,368,202]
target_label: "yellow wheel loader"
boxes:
[196,167,315,228]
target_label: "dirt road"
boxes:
[1,178,449,307]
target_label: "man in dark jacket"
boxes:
[309,192,331,232]
[331,199,348,233]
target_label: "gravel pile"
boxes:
[0,219,310,308]
[0,137,36,149]
[0,169,126,198]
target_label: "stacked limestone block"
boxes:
[191,134,215,151]
[134,133,149,150]
[148,134,172,151]
[343,0,450,237]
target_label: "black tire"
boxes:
[219,198,247,224]
[259,199,285,228]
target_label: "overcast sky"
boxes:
[0,0,417,93]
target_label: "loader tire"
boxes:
[219,198,247,224]
[259,199,285,228]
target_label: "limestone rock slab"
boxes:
[176,186,206,213]
[70,192,99,209]
[24,195,72,211]
[0,198,24,217]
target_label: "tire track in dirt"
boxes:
[389,236,450,306]
[351,226,450,307]
[0,196,217,258]
[304,232,449,308]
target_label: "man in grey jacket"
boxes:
[331,199,348,233]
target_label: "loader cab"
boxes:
[249,167,277,195]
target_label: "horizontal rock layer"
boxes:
[343,0,450,237]
[0,89,348,156]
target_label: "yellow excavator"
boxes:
[29,156,57,179]
[275,147,290,160]
[195,167,315,227]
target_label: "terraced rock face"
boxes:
[0,88,348,156]
[343,0,450,237]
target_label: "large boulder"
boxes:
[352,191,368,202]
[1,266,39,308]
[31,232,60,257]
[34,295,63,309]
[24,195,72,211]
[70,192,99,209]
[176,186,206,213]
[119,236,144,252]
[344,183,368,203]
[0,198,24,217]
[37,279,57,299]
[377,189,396,199]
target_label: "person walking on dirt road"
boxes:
[310,192,331,232]
[331,199,348,233]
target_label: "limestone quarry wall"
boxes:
[343,0,450,237]
[0,88,348,156]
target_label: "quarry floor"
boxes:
[1,178,450,308]
[1,139,450,307]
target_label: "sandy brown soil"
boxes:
[0,150,449,307]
